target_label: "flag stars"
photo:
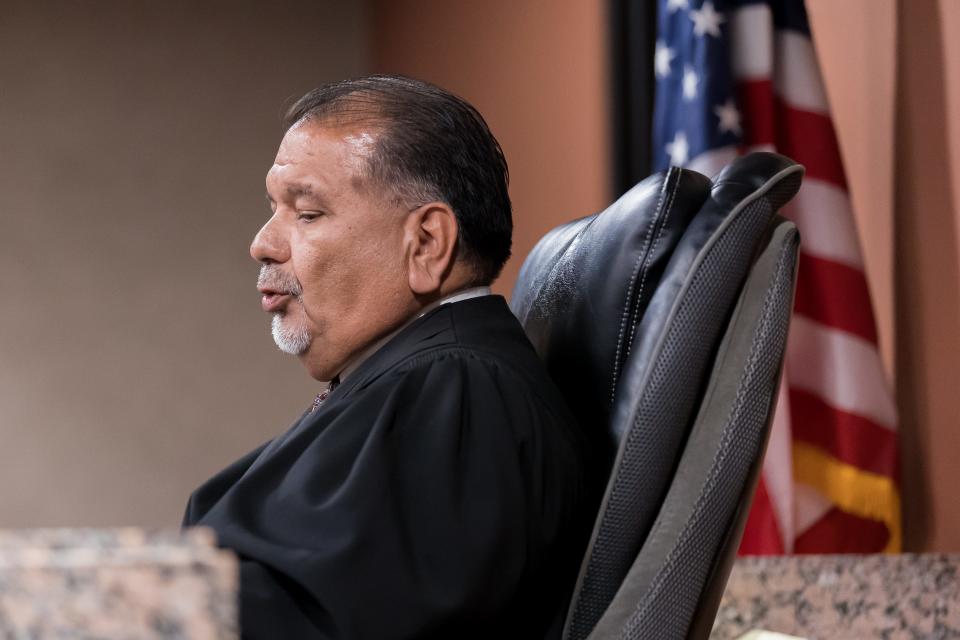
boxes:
[665,131,690,166]
[714,98,742,136]
[682,65,699,100]
[666,0,689,12]
[655,40,676,78]
[690,1,725,38]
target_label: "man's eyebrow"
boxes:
[286,183,320,199]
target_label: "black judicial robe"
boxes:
[183,296,589,639]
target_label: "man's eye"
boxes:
[297,212,323,222]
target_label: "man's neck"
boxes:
[336,286,492,383]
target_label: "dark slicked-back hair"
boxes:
[284,75,513,285]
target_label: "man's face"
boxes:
[252,120,418,381]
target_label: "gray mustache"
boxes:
[257,265,303,297]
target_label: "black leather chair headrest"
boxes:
[616,152,804,439]
[510,167,712,453]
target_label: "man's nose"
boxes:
[250,215,289,264]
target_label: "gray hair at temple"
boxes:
[283,74,513,286]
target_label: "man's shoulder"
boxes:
[328,297,584,465]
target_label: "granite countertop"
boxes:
[0,527,216,551]
[0,527,237,639]
[712,554,960,639]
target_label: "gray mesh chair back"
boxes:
[561,153,803,640]
[587,217,800,640]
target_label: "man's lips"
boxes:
[259,289,294,312]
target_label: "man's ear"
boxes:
[403,203,459,295]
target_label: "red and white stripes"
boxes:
[689,2,900,554]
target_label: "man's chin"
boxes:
[271,314,312,355]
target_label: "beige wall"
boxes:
[371,0,611,297]
[0,1,369,527]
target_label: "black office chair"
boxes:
[511,152,803,639]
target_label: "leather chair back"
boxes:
[510,152,803,640]
[511,167,712,464]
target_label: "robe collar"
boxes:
[336,286,491,384]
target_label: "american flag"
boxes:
[652,0,900,553]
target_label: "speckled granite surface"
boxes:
[0,527,237,639]
[0,527,217,550]
[711,554,960,640]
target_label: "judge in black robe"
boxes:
[183,294,589,638]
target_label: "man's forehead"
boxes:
[278,119,380,159]
[340,130,377,159]
[268,120,380,193]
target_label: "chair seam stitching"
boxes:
[608,168,681,405]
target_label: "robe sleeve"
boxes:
[224,349,584,639]
[182,441,271,526]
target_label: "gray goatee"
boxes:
[258,265,310,355]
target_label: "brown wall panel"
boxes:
[799,0,960,551]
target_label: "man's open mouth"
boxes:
[259,289,293,312]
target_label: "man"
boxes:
[183,75,588,639]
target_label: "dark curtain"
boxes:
[608,0,658,195]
